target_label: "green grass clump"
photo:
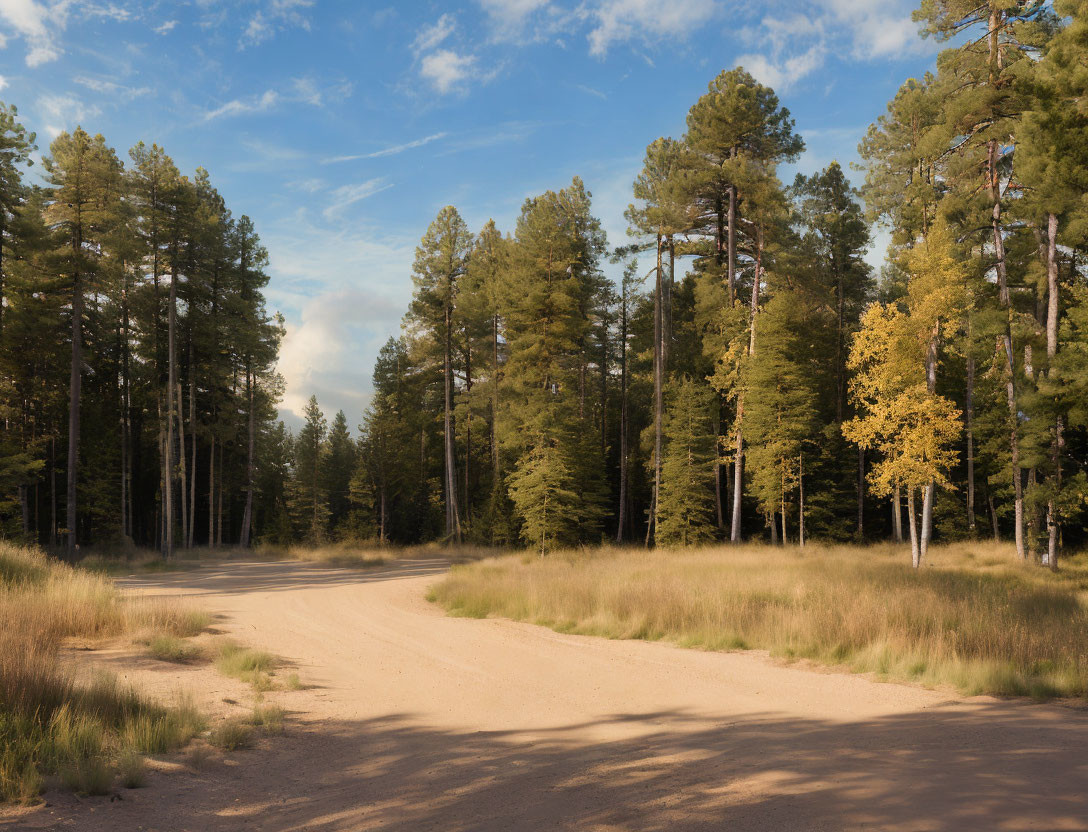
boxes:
[215,641,278,690]
[430,541,1088,700]
[208,719,254,751]
[248,705,285,735]
[141,634,203,663]
[116,751,146,789]
[284,673,304,691]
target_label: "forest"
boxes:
[1,0,1087,569]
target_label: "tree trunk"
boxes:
[857,447,865,541]
[651,235,664,546]
[444,304,462,543]
[66,267,82,561]
[798,453,805,548]
[966,350,976,534]
[1043,212,1060,570]
[208,435,215,548]
[616,284,628,544]
[165,265,177,558]
[893,482,903,543]
[989,140,1025,560]
[988,491,1000,541]
[177,381,187,549]
[920,481,934,566]
[188,348,197,548]
[491,312,500,485]
[908,488,920,569]
[240,364,255,548]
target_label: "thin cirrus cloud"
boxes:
[322,178,394,220]
[0,0,62,66]
[204,89,280,121]
[322,132,448,164]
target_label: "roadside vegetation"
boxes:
[0,542,208,803]
[430,542,1088,699]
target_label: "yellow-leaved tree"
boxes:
[844,222,966,567]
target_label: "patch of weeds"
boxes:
[116,751,146,789]
[215,642,279,691]
[60,756,112,796]
[208,719,254,751]
[141,634,202,663]
[248,705,284,735]
[284,673,304,691]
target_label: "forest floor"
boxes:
[3,555,1088,831]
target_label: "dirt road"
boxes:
[7,558,1088,831]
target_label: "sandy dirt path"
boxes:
[5,557,1088,831]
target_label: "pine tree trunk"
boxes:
[908,488,920,569]
[966,350,976,534]
[444,304,462,543]
[50,435,57,547]
[165,265,177,558]
[240,364,255,548]
[66,262,82,561]
[616,288,628,544]
[989,141,1025,560]
[465,346,472,524]
[208,435,215,548]
[491,313,499,485]
[798,453,805,548]
[177,381,187,549]
[1045,212,1060,571]
[188,349,196,548]
[988,492,1000,541]
[651,235,664,546]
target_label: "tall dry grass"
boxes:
[429,541,1088,699]
[0,542,207,803]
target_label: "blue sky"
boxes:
[0,0,938,428]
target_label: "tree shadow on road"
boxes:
[17,701,1088,832]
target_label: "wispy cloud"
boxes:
[153,19,178,35]
[240,0,314,48]
[322,178,393,219]
[412,13,456,54]
[0,75,7,92]
[576,83,606,100]
[204,89,279,121]
[322,132,448,164]
[37,93,102,138]
[74,75,151,99]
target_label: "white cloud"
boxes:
[204,89,279,120]
[587,0,716,57]
[240,0,314,48]
[736,43,825,91]
[37,93,101,138]
[322,178,393,220]
[412,13,456,54]
[265,218,415,422]
[0,0,62,66]
[153,19,177,35]
[420,49,478,94]
[74,75,151,99]
[817,0,924,60]
[0,75,6,91]
[322,132,448,164]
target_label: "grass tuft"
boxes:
[140,633,203,663]
[430,541,1088,700]
[208,719,254,751]
[116,751,146,789]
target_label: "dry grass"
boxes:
[208,718,254,751]
[0,542,207,803]
[429,541,1088,700]
[254,541,387,568]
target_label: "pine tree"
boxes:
[289,395,329,544]
[656,376,717,547]
[410,206,472,543]
[324,410,357,537]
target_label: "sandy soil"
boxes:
[4,557,1088,831]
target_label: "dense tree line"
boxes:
[0,113,283,556]
[4,0,1087,567]
[325,1,1088,563]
